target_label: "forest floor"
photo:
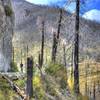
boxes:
[0,62,100,100]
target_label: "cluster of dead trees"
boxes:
[11,0,81,99]
[35,0,80,97]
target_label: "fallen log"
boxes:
[0,73,28,100]
[0,72,26,80]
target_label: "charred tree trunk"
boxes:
[73,0,80,94]
[38,53,41,68]
[26,57,33,98]
[39,21,45,68]
[52,32,57,62]
[38,20,45,80]
[52,9,63,62]
[57,8,63,40]
[38,53,44,80]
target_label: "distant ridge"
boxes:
[12,0,100,61]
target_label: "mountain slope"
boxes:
[12,0,100,61]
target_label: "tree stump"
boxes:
[26,57,33,98]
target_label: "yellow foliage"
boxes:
[33,76,41,88]
[67,76,74,91]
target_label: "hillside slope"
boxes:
[12,0,100,61]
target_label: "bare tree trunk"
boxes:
[57,8,63,40]
[38,53,45,84]
[40,21,45,68]
[63,45,66,67]
[73,0,80,95]
[26,57,33,98]
[52,32,57,62]
[52,8,63,62]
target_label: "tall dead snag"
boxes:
[26,57,33,98]
[38,53,43,77]
[73,0,80,94]
[52,8,63,62]
[39,20,45,68]
[52,32,57,62]
[57,9,63,39]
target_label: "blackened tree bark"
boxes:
[57,8,63,39]
[26,57,33,98]
[39,20,45,68]
[52,8,63,62]
[73,0,80,94]
[52,32,57,62]
[38,53,41,68]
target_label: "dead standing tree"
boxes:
[39,20,45,68]
[52,8,63,63]
[73,0,80,95]
[37,19,45,79]
[26,57,33,99]
[52,32,57,62]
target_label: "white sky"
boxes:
[26,0,58,5]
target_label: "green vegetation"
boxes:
[4,5,13,16]
[0,77,18,100]
[45,63,67,89]
[10,61,18,72]
[33,75,46,100]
